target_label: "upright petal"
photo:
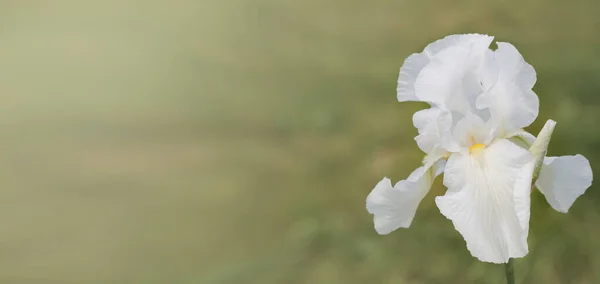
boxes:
[476,42,539,134]
[436,139,534,263]
[397,53,429,102]
[414,45,475,110]
[366,160,446,234]
[414,36,494,111]
[398,34,494,104]
[535,155,593,213]
[424,34,494,57]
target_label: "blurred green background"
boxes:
[0,0,599,283]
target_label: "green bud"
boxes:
[529,119,556,181]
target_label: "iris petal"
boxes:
[397,34,494,105]
[536,155,593,213]
[436,139,534,263]
[366,160,446,234]
[476,42,539,135]
[412,108,454,153]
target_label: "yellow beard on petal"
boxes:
[469,143,486,155]
[469,143,487,166]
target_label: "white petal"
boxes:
[424,34,494,58]
[436,139,534,263]
[476,42,539,134]
[414,45,473,109]
[397,53,429,102]
[451,112,493,150]
[412,108,453,153]
[398,34,494,104]
[414,37,495,113]
[413,108,441,130]
[496,42,537,89]
[535,155,593,213]
[366,160,446,234]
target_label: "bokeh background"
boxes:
[0,0,599,283]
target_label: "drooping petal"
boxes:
[366,160,446,234]
[513,153,535,250]
[436,139,534,263]
[398,34,494,104]
[476,42,539,135]
[535,155,593,213]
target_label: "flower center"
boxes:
[469,143,486,155]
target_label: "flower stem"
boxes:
[505,258,515,284]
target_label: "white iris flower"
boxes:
[366,34,593,263]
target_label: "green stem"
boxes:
[505,258,515,284]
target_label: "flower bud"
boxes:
[529,119,556,181]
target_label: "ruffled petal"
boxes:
[414,36,494,111]
[424,34,493,57]
[476,42,539,134]
[414,45,473,109]
[397,53,429,102]
[535,155,593,213]
[436,139,534,263]
[366,160,446,234]
[398,34,494,105]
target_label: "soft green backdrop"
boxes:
[0,0,599,283]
